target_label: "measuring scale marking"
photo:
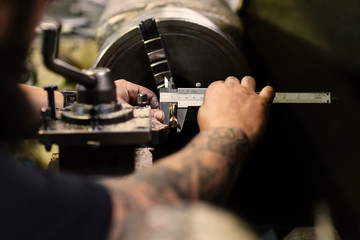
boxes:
[160,88,331,107]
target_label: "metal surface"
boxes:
[38,103,153,175]
[95,0,249,93]
[139,19,173,88]
[38,107,152,147]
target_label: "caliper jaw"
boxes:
[160,86,207,132]
[159,86,187,133]
[160,101,188,133]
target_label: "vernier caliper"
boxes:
[138,19,332,131]
[160,84,332,132]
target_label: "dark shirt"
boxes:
[0,149,112,240]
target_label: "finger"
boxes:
[259,85,275,104]
[203,80,225,102]
[224,76,241,85]
[119,101,132,108]
[151,109,165,122]
[117,88,130,103]
[208,80,225,87]
[240,76,256,92]
[149,97,159,109]
[114,80,130,103]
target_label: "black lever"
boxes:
[40,22,117,105]
[41,22,96,89]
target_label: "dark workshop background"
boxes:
[226,0,360,238]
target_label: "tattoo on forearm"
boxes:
[189,128,249,201]
[192,127,249,169]
[108,128,250,238]
[131,127,250,202]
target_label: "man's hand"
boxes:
[198,76,274,145]
[114,79,164,122]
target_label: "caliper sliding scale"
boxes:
[160,88,331,132]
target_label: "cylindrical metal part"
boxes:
[77,67,116,105]
[95,0,250,93]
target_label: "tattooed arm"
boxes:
[101,76,275,240]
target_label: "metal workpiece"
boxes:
[96,0,244,47]
[95,0,250,93]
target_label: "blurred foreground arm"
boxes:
[18,84,64,110]
[101,76,275,239]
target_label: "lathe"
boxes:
[38,0,331,176]
[35,0,340,239]
[38,0,251,175]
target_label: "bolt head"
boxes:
[44,84,58,91]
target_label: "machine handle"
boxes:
[41,22,97,89]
